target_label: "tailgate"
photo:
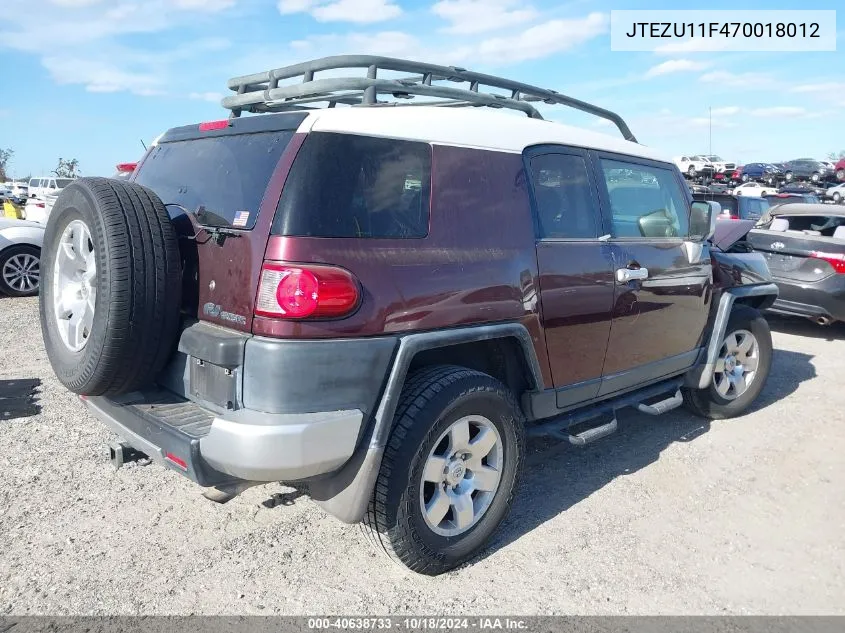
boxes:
[747,229,845,283]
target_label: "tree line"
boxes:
[0,148,81,181]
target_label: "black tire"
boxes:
[363,365,524,575]
[836,168,845,182]
[811,172,820,183]
[39,177,182,396]
[0,245,40,297]
[784,171,793,182]
[834,192,842,204]
[683,305,772,420]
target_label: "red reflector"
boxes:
[255,263,360,319]
[36,202,45,208]
[165,453,188,470]
[810,251,845,274]
[199,120,230,132]
[79,395,88,401]
[116,162,137,173]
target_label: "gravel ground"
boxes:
[1,295,843,615]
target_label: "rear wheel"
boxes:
[836,168,845,182]
[688,166,697,178]
[683,305,772,419]
[785,171,794,182]
[833,192,842,204]
[0,245,40,297]
[811,172,820,183]
[364,365,524,575]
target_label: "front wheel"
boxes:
[833,192,842,204]
[683,305,772,420]
[0,245,40,297]
[688,166,697,178]
[811,172,820,183]
[784,171,794,182]
[364,365,524,575]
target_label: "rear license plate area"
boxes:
[189,359,237,410]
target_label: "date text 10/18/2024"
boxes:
[307,618,528,630]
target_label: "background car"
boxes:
[748,204,845,325]
[778,182,828,197]
[824,183,845,204]
[763,192,821,208]
[701,154,737,175]
[835,158,845,182]
[673,155,714,178]
[23,197,48,223]
[112,162,138,181]
[739,162,784,185]
[693,192,770,222]
[0,217,44,296]
[731,181,777,197]
[782,159,834,183]
[27,176,75,201]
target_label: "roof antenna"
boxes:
[140,139,148,151]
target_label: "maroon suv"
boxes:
[38,56,778,575]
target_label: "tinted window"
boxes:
[601,160,690,238]
[529,154,599,239]
[273,132,430,239]
[742,198,768,219]
[134,131,294,229]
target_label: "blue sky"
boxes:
[0,0,841,178]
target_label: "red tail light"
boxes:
[199,119,230,132]
[116,162,137,173]
[255,263,360,319]
[810,252,845,274]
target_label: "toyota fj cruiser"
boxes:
[39,56,778,575]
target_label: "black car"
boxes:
[748,204,845,325]
[763,192,821,208]
[778,182,828,197]
[782,158,834,183]
[692,192,770,222]
[740,162,784,185]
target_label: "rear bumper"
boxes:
[767,277,845,323]
[84,390,364,484]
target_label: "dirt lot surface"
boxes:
[1,296,843,615]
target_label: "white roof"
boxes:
[298,106,666,162]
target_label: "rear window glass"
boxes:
[767,215,845,237]
[272,132,431,239]
[134,131,294,229]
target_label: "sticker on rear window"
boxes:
[232,211,250,227]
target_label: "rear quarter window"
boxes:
[134,130,294,229]
[272,132,431,239]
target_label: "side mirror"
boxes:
[690,200,720,241]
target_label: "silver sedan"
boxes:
[0,218,44,297]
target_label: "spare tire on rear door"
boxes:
[39,177,182,396]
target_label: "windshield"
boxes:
[134,130,295,229]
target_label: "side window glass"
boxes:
[528,153,599,239]
[600,159,690,239]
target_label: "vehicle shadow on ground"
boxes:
[0,378,42,421]
[767,315,845,341]
[476,348,816,566]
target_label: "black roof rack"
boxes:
[222,55,638,143]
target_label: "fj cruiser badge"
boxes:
[203,302,247,325]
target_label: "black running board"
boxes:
[527,377,685,446]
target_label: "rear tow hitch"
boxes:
[108,441,150,469]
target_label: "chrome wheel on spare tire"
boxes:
[52,220,96,352]
[364,365,523,576]
[39,177,182,396]
[0,245,40,297]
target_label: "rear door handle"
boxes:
[616,267,649,283]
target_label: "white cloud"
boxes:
[710,106,741,116]
[644,59,710,78]
[189,91,225,102]
[750,106,806,117]
[699,71,773,88]
[278,0,402,23]
[432,0,538,35]
[0,1,235,95]
[471,12,608,64]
